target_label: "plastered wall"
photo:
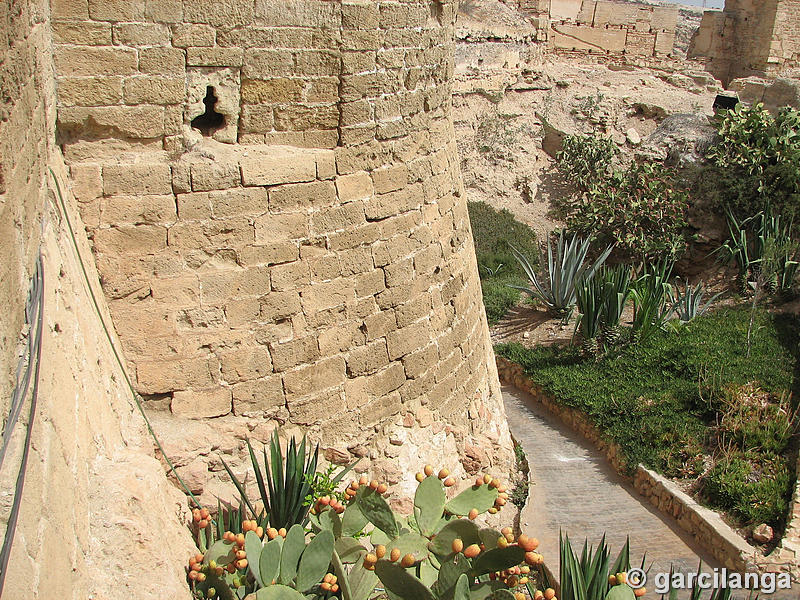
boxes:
[0,1,194,598]
[52,0,514,493]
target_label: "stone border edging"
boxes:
[496,356,800,579]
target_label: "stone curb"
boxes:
[496,356,800,580]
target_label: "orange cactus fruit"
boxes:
[278,528,287,538]
[424,465,434,477]
[634,588,647,597]
[544,588,556,600]
[359,475,369,486]
[377,483,388,494]
[534,591,544,600]
[444,477,455,487]
[390,548,401,562]
[488,507,498,514]
[415,472,425,482]
[464,544,481,559]
[369,480,379,490]
[235,550,246,560]
[475,476,484,487]
[200,508,210,520]
[188,571,198,581]
[364,553,378,566]
[400,553,416,568]
[608,575,618,586]
[438,468,450,479]
[375,545,387,559]
[452,538,464,553]
[468,508,479,520]
[516,594,526,600]
[256,526,264,538]
[497,537,509,548]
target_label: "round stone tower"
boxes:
[54,0,513,498]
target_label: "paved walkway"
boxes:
[504,385,798,600]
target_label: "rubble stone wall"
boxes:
[0,1,194,598]
[52,0,514,492]
[517,0,677,56]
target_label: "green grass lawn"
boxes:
[467,201,538,324]
[496,307,800,529]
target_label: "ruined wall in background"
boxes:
[53,0,514,504]
[0,1,194,598]
[689,0,800,85]
[516,0,677,56]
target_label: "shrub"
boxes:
[468,201,538,323]
[707,103,800,222]
[556,135,689,261]
[496,307,799,478]
[702,452,792,528]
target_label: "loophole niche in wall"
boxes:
[186,68,240,144]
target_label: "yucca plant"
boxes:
[598,265,633,347]
[631,261,674,343]
[669,279,721,323]
[222,430,320,531]
[576,274,604,357]
[576,265,633,356]
[512,232,612,316]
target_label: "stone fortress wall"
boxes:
[689,0,800,85]
[53,0,514,500]
[0,1,194,598]
[517,0,677,56]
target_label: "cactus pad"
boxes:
[254,584,306,599]
[374,560,436,600]
[296,529,334,592]
[444,484,499,516]
[414,476,446,536]
[471,545,526,576]
[428,519,481,556]
[356,487,399,537]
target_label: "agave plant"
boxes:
[512,232,612,316]
[528,533,642,600]
[669,280,721,323]
[222,431,321,531]
[631,261,674,343]
[576,265,633,356]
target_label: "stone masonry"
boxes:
[517,0,677,56]
[52,0,515,499]
[689,0,800,85]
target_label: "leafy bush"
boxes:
[468,201,538,323]
[496,307,799,483]
[702,452,792,528]
[707,103,800,222]
[556,135,689,261]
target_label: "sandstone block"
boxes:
[347,339,390,377]
[113,23,170,46]
[60,105,166,139]
[70,164,103,201]
[318,322,366,354]
[57,77,123,107]
[273,105,339,132]
[241,152,317,186]
[283,356,346,400]
[217,27,313,49]
[305,78,340,103]
[341,29,381,52]
[372,164,409,194]
[240,105,275,134]
[103,163,172,195]
[88,0,145,21]
[187,47,244,68]
[387,321,430,360]
[146,0,183,22]
[335,172,373,203]
[53,22,112,45]
[200,267,271,304]
[254,213,309,243]
[238,242,299,267]
[300,279,355,313]
[137,357,213,395]
[270,336,320,372]
[354,269,385,298]
[184,0,255,26]
[219,345,273,383]
[190,161,241,191]
[290,390,344,425]
[242,49,294,79]
[232,377,285,415]
[171,388,232,419]
[52,0,89,19]
[123,76,184,105]
[254,0,342,28]
[342,1,380,29]
[100,195,177,225]
[171,24,215,48]
[269,180,336,212]
[311,202,365,233]
[55,46,137,77]
[270,260,311,292]
[93,224,168,255]
[208,188,268,219]
[294,50,340,77]
[363,310,396,341]
[365,185,421,221]
[361,392,402,426]
[139,47,186,75]
[258,290,303,322]
[241,78,303,103]
[150,276,200,305]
